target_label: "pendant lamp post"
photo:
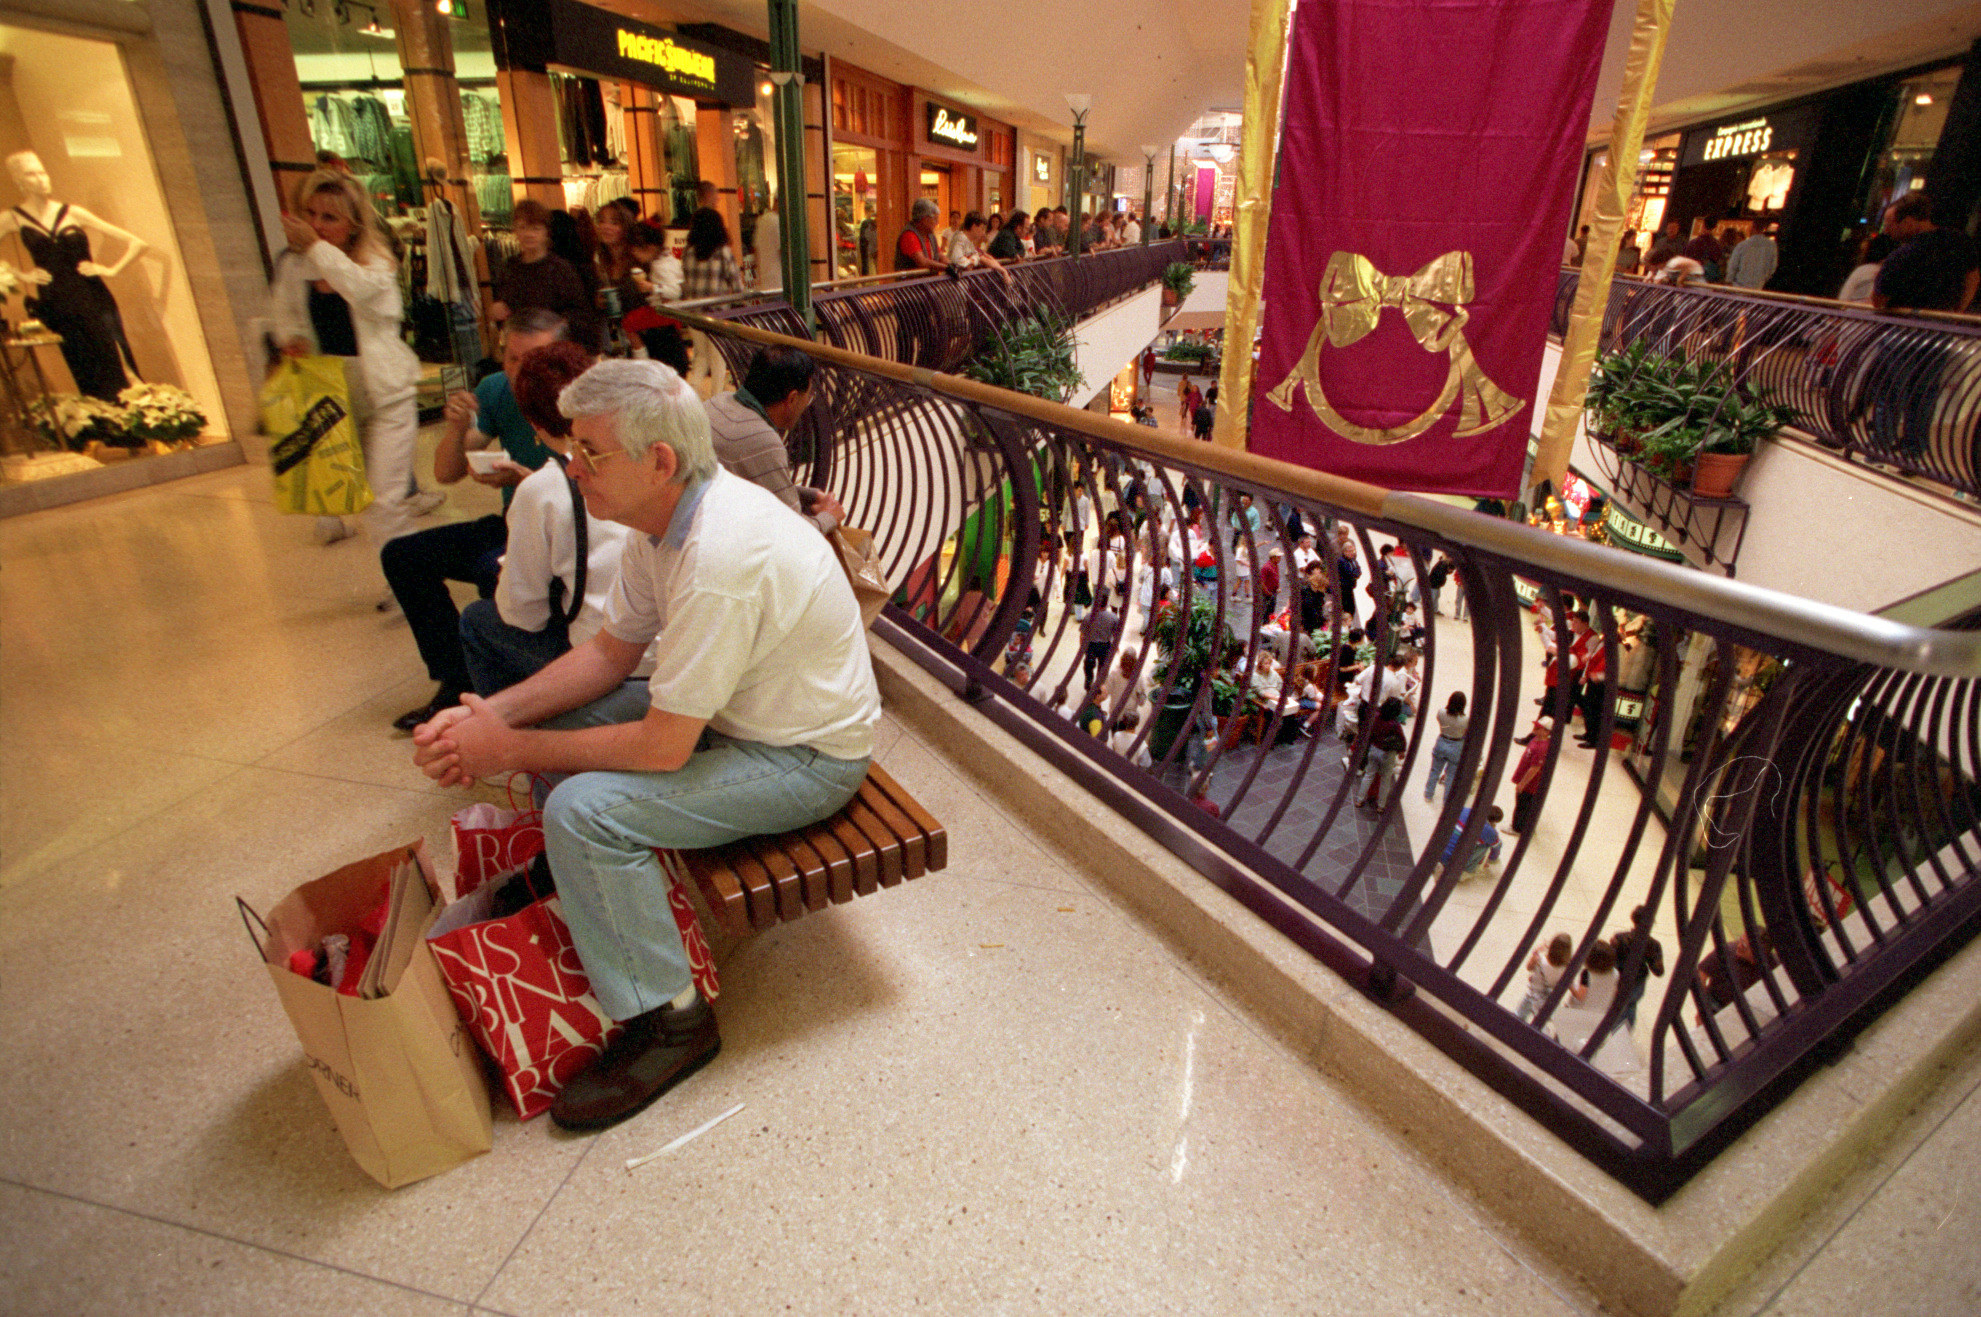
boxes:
[1065,93,1090,257]
[1165,139,1179,234]
[1140,144,1156,245]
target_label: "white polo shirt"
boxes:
[602,468,879,761]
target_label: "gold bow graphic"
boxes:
[1265,250,1524,445]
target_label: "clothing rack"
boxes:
[305,87,419,214]
[560,170,632,214]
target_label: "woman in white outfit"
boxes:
[267,169,421,551]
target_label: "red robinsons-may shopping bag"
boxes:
[427,803,719,1119]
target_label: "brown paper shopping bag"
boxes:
[241,842,492,1188]
[829,524,891,627]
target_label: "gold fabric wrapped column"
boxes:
[1530,0,1675,495]
[1212,0,1293,450]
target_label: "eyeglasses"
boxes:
[568,440,631,475]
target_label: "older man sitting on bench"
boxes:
[412,358,879,1132]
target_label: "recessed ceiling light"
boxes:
[1916,93,1934,106]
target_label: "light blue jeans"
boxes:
[538,682,871,1020]
[1424,735,1464,802]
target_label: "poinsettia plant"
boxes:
[117,382,207,445]
[28,393,129,449]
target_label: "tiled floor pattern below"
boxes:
[1200,729,1422,931]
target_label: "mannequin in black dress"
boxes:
[1,151,147,401]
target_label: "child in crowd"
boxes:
[1518,933,1573,1022]
[1110,710,1152,768]
[1356,696,1409,810]
[624,222,689,373]
[1558,939,1622,1050]
[1294,661,1326,735]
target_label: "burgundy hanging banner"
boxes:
[1250,0,1614,497]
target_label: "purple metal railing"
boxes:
[703,240,1185,375]
[680,308,1981,1201]
[1555,269,1981,500]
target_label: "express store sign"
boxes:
[1700,118,1772,162]
[1680,106,1814,169]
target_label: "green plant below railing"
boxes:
[1149,592,1221,692]
[1161,339,1216,364]
[1162,261,1197,301]
[964,310,1084,403]
[1584,343,1795,481]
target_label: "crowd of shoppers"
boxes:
[1590,191,1976,309]
[897,201,1146,274]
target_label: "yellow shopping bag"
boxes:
[263,355,373,517]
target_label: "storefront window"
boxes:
[921,167,951,223]
[1577,132,1682,264]
[1862,65,1961,228]
[551,73,632,215]
[1107,363,1136,417]
[0,22,231,480]
[735,76,779,284]
[286,1,425,221]
[832,144,878,277]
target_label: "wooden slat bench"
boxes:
[666,764,947,938]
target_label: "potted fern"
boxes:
[1146,593,1221,762]
[1161,261,1196,307]
[964,309,1083,402]
[1692,389,1792,497]
[1586,345,1790,497]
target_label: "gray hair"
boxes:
[557,359,716,484]
[911,197,939,221]
[507,307,568,340]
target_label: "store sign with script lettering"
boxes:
[927,104,980,151]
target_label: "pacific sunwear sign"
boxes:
[516,0,753,106]
[614,29,717,92]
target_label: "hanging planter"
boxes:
[1161,261,1196,306]
[1691,450,1750,498]
[1585,343,1791,498]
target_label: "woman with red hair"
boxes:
[458,341,640,695]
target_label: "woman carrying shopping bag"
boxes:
[268,169,421,552]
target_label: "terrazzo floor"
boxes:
[2,444,1977,1316]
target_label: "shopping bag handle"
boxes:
[503,771,553,816]
[236,896,271,960]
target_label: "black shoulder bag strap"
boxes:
[563,471,588,629]
[543,461,588,645]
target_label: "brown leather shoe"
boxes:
[550,996,721,1132]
